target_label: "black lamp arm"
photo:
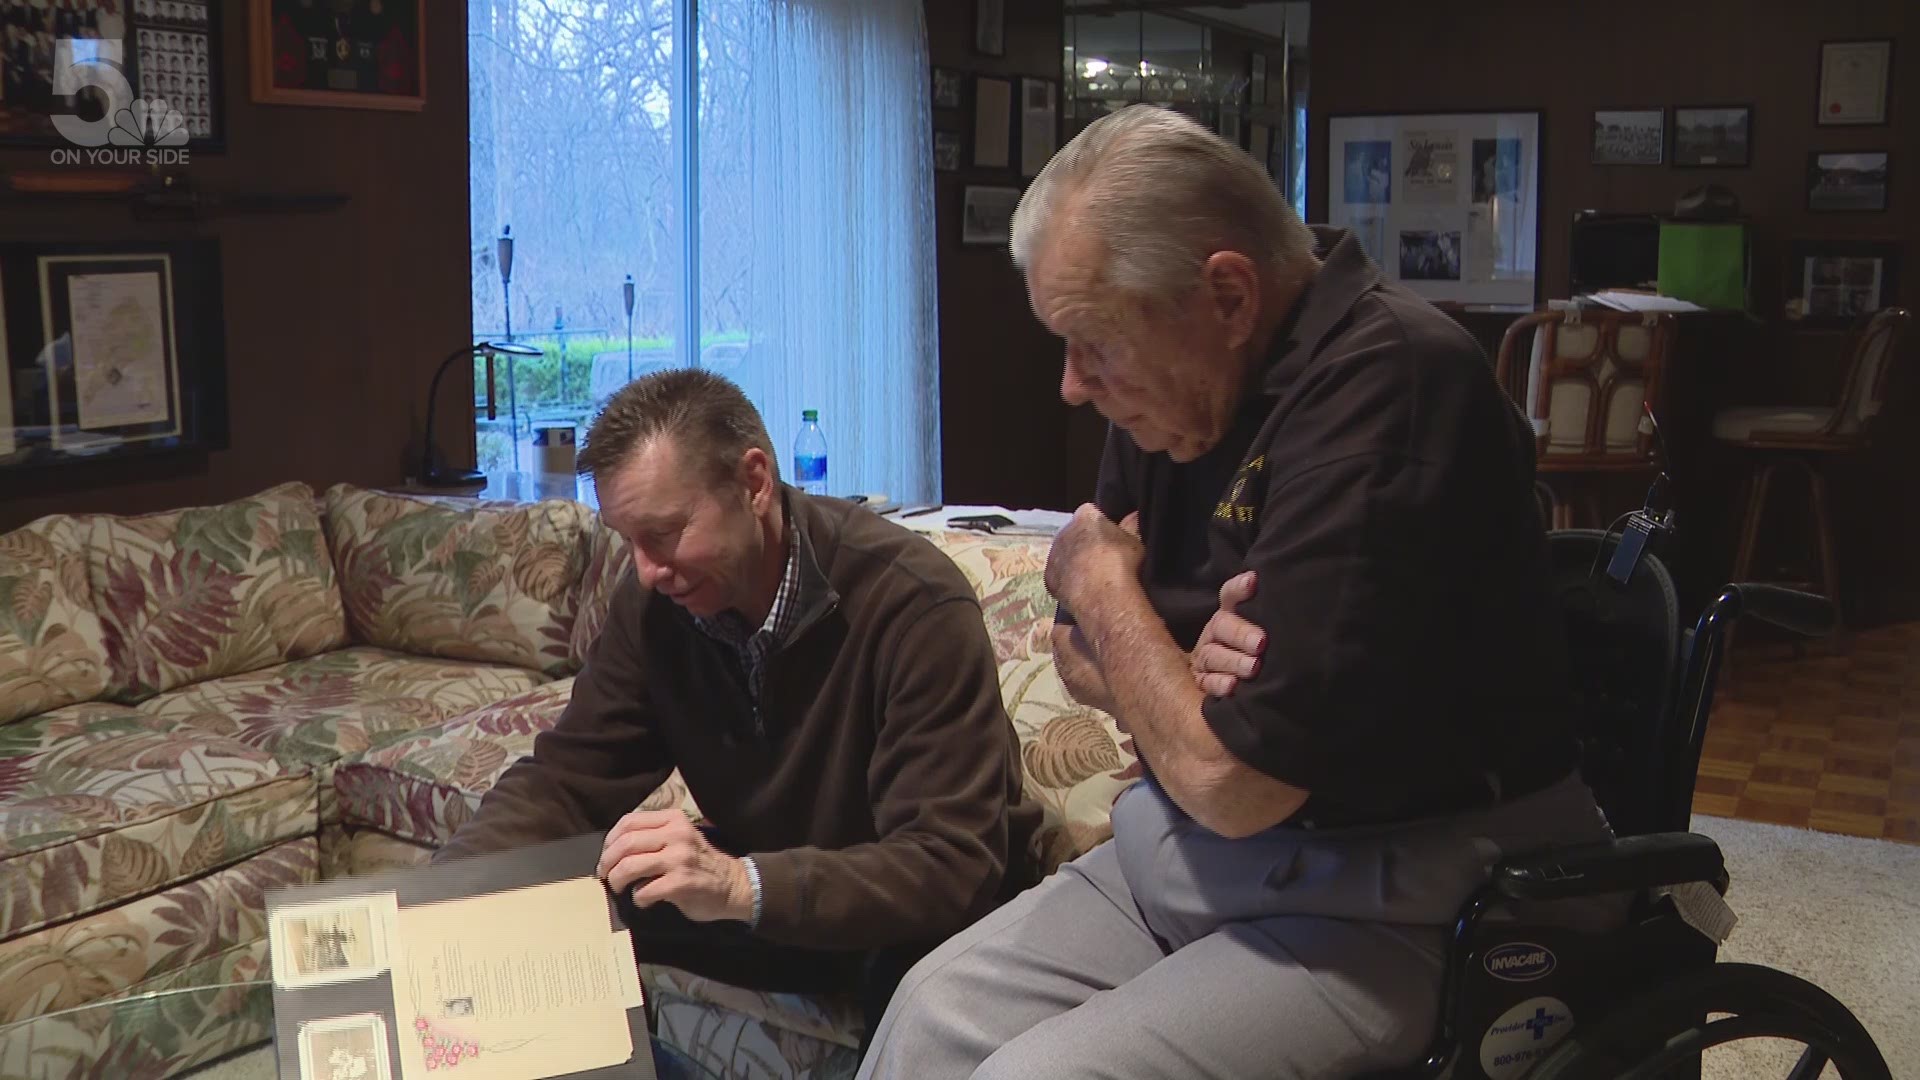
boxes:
[422,344,486,482]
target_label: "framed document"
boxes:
[37,253,184,451]
[1817,40,1892,126]
[1,238,228,479]
[266,834,657,1080]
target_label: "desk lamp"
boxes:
[420,340,543,487]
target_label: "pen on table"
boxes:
[900,504,944,518]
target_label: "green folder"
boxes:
[1657,221,1749,311]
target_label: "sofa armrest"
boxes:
[1494,832,1725,902]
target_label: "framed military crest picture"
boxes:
[248,0,422,110]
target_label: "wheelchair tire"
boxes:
[1524,962,1889,1080]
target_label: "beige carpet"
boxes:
[184,814,1917,1080]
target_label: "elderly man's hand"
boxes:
[1191,571,1265,697]
[1045,505,1144,615]
[597,810,754,924]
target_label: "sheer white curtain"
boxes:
[699,0,941,502]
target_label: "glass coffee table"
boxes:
[2,980,716,1080]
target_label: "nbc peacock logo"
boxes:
[108,99,192,148]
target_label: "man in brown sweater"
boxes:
[437,370,1042,1040]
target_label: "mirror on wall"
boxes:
[1063,2,1307,215]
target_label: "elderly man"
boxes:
[857,105,1615,1078]
[439,369,1043,1040]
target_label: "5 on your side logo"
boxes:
[47,39,191,160]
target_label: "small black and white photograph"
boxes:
[1592,109,1664,165]
[1342,140,1391,204]
[932,67,964,110]
[1399,229,1462,281]
[1807,151,1889,212]
[933,130,963,172]
[961,184,1021,246]
[1472,137,1522,203]
[1673,106,1751,167]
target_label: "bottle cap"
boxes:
[802,409,819,422]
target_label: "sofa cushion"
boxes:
[134,646,550,827]
[0,702,317,942]
[570,521,633,669]
[87,481,349,704]
[334,678,700,848]
[1000,655,1139,874]
[0,516,111,726]
[323,484,593,677]
[932,530,1056,664]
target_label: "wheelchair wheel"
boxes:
[1525,962,1889,1080]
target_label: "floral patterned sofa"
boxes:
[0,483,1135,1080]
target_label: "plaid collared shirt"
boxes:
[692,526,804,707]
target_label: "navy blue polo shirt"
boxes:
[1064,226,1579,827]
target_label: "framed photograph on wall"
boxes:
[0,0,227,150]
[1018,77,1057,178]
[1592,108,1664,165]
[1672,106,1751,167]
[973,0,1003,58]
[1817,39,1892,126]
[249,0,424,110]
[972,75,1011,168]
[1785,239,1900,328]
[961,185,1020,246]
[1326,110,1542,307]
[1806,151,1888,213]
[932,67,964,111]
[933,130,963,173]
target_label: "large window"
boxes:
[468,0,941,501]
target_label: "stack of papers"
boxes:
[1576,291,1707,314]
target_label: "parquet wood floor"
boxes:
[1694,622,1920,844]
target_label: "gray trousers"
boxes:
[855,770,1617,1080]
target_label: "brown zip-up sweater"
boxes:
[438,490,1044,950]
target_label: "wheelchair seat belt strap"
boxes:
[1657,880,1738,945]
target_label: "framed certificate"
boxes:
[38,254,184,451]
[1817,40,1892,126]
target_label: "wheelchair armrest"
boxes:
[1721,583,1837,638]
[1494,832,1725,902]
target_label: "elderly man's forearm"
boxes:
[1051,623,1118,715]
[1080,587,1307,837]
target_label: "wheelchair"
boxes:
[1364,529,1891,1080]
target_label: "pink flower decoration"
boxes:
[415,1018,430,1032]
[466,1043,480,1056]
[425,1060,438,1072]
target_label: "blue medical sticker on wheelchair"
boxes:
[1479,996,1574,1079]
[1483,942,1556,982]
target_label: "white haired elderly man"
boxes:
[856,104,1619,1078]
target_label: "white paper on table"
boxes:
[388,877,637,1080]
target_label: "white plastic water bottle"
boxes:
[793,410,827,495]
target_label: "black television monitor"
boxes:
[1570,211,1661,294]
